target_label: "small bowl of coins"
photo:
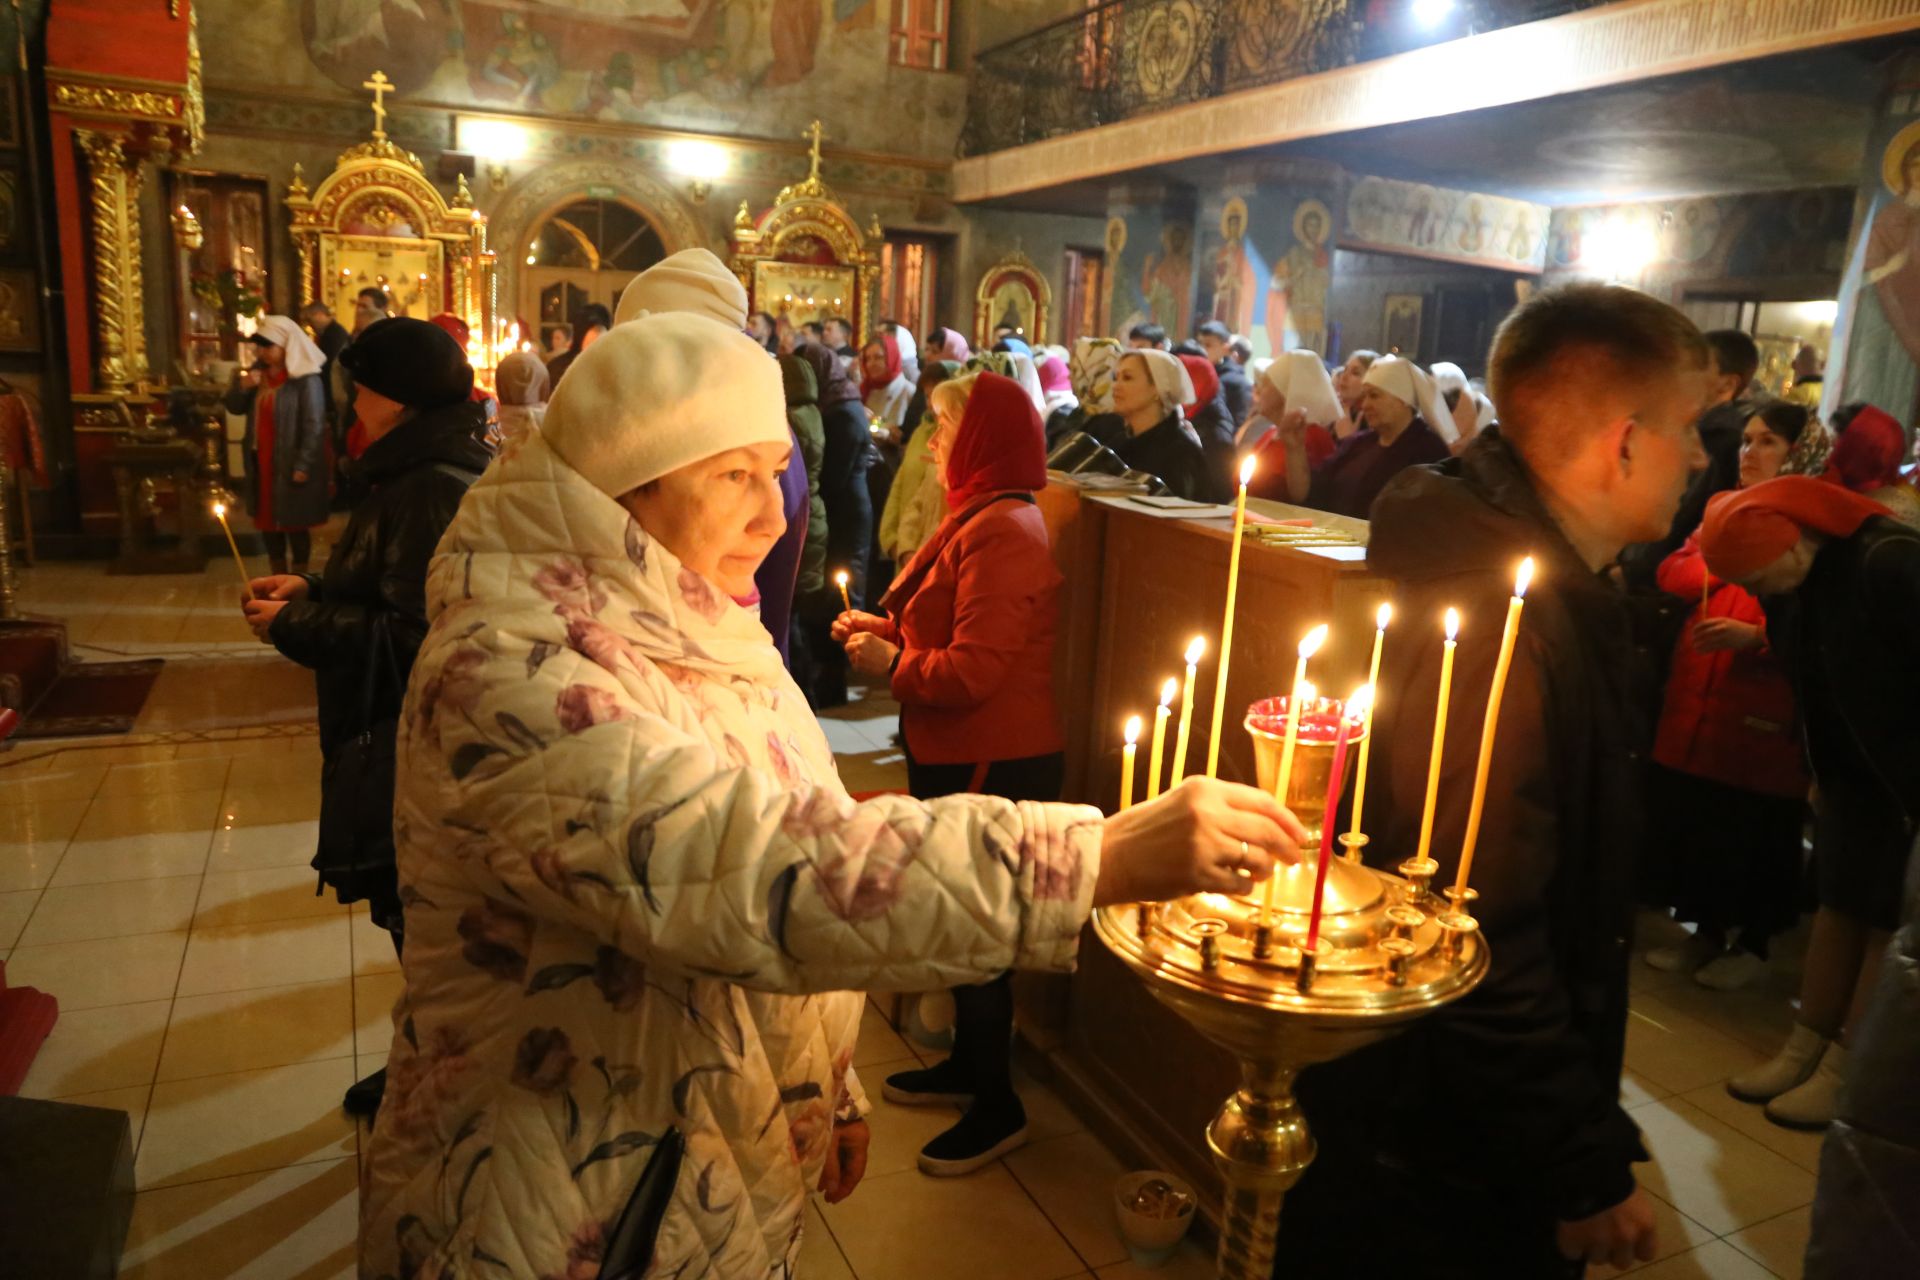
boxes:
[1111,1170,1196,1266]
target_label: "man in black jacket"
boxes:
[240,317,492,1118]
[1277,284,1713,1277]
[1197,319,1252,428]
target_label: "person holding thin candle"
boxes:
[1280,283,1715,1277]
[239,316,491,1121]
[831,369,1072,1174]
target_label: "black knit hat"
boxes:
[340,316,473,409]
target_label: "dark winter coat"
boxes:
[1216,357,1253,428]
[779,355,830,599]
[1300,430,1655,1226]
[268,400,491,909]
[1109,410,1214,502]
[1806,833,1920,1279]
[1619,396,1749,591]
[228,371,330,530]
[1187,392,1237,503]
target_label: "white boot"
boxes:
[1765,1043,1846,1130]
[1727,1023,1829,1102]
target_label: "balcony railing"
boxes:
[960,0,1619,157]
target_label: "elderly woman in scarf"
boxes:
[1104,348,1214,501]
[1700,476,1920,1138]
[1244,350,1342,500]
[227,315,330,574]
[360,311,1305,1279]
[493,349,550,451]
[1271,353,1453,518]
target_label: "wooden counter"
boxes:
[1027,478,1390,1209]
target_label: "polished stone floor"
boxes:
[0,560,1822,1279]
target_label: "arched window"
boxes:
[522,199,667,355]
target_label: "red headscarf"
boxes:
[1178,354,1218,420]
[428,312,471,348]
[1701,475,1890,581]
[1826,405,1908,494]
[860,332,902,400]
[881,371,1045,612]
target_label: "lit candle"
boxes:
[211,501,255,600]
[1454,558,1534,898]
[1414,609,1460,865]
[1305,689,1365,953]
[1147,677,1176,801]
[1204,454,1258,778]
[1261,623,1328,914]
[1171,635,1206,785]
[1119,715,1141,812]
[1346,605,1390,858]
[834,569,852,614]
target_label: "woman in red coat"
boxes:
[1643,400,1816,990]
[831,369,1064,1176]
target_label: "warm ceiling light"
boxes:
[665,139,729,182]
[457,117,530,162]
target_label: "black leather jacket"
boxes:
[269,400,491,757]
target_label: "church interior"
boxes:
[2,1,1918,1277]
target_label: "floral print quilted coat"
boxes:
[359,430,1104,1280]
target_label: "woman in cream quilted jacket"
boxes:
[359,311,1303,1280]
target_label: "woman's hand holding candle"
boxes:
[1094,776,1310,905]
[830,610,889,643]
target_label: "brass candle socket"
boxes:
[1338,831,1369,865]
[1396,856,1439,904]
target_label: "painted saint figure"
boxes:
[1267,200,1332,355]
[1210,198,1257,336]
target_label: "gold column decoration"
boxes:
[77,129,149,393]
[183,1,205,155]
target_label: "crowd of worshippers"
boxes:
[232,248,1920,1276]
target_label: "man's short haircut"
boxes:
[1196,320,1231,341]
[356,285,391,309]
[1130,322,1167,347]
[303,301,332,319]
[1703,328,1760,385]
[1228,336,1253,363]
[1487,283,1709,463]
[1170,340,1206,358]
[823,315,851,333]
[802,321,826,340]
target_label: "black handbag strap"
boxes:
[356,614,403,738]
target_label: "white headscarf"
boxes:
[1007,351,1049,416]
[1261,350,1341,427]
[1429,361,1470,401]
[1126,349,1195,416]
[614,248,748,329]
[1364,354,1458,444]
[254,315,327,380]
[887,324,920,384]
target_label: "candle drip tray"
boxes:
[1098,857,1487,1056]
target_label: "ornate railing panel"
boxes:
[961,0,1618,157]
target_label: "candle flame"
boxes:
[211,501,226,518]
[1445,608,1460,640]
[1184,635,1207,666]
[1297,681,1317,708]
[1516,556,1535,598]
[1124,715,1141,745]
[1349,683,1375,718]
[833,569,849,586]
[1376,601,1393,630]
[1159,677,1178,707]
[1238,454,1257,486]
[1298,623,1329,659]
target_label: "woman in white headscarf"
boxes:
[1430,360,1498,454]
[1006,350,1049,418]
[1243,350,1344,503]
[226,315,330,573]
[1269,353,1453,519]
[1107,348,1214,500]
[493,349,550,451]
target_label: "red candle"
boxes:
[1304,702,1357,954]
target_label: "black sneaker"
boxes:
[882,1058,974,1107]
[343,1066,387,1119]
[917,1100,1028,1176]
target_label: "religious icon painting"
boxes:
[1382,293,1422,358]
[974,253,1051,348]
[0,268,40,353]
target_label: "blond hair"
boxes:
[929,370,982,425]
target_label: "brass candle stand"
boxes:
[1093,700,1489,1280]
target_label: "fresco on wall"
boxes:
[1268,199,1332,356]
[1344,176,1547,272]
[1106,201,1194,339]
[1836,57,1920,425]
[1188,181,1340,358]
[300,0,872,115]
[1543,187,1854,299]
